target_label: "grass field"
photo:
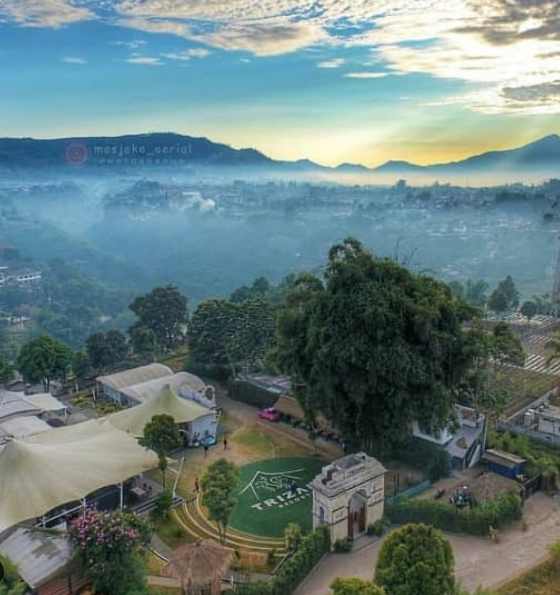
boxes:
[229,457,324,538]
[494,368,559,417]
[497,557,560,594]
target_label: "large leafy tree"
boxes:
[201,459,240,543]
[274,238,477,452]
[189,297,275,375]
[139,414,182,487]
[488,275,519,315]
[375,524,455,595]
[189,299,240,367]
[86,329,128,371]
[129,286,188,350]
[129,323,159,359]
[331,578,386,595]
[17,335,72,392]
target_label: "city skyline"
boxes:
[1,0,559,167]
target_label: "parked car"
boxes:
[258,407,281,422]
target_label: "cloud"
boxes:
[344,72,389,79]
[0,0,93,27]
[2,0,559,114]
[126,55,163,66]
[62,56,87,64]
[161,48,211,61]
[317,58,346,69]
[111,39,147,49]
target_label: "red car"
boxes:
[258,407,281,422]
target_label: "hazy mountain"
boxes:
[0,132,558,179]
[375,134,560,176]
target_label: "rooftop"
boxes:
[0,528,73,589]
[97,363,173,392]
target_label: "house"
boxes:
[412,404,485,470]
[527,404,560,437]
[97,365,219,446]
[96,363,174,405]
[108,384,218,446]
[0,528,87,595]
[482,449,527,480]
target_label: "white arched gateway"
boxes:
[311,453,385,544]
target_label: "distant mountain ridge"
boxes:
[0,132,558,177]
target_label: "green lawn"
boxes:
[229,457,324,538]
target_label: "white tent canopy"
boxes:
[0,419,158,533]
[108,384,212,437]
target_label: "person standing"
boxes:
[223,436,228,450]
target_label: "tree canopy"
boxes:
[16,335,72,391]
[201,459,240,543]
[86,329,128,371]
[139,414,182,487]
[189,297,275,375]
[274,238,478,452]
[488,276,519,315]
[68,510,151,595]
[129,286,188,350]
[375,523,455,595]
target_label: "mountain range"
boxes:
[0,132,558,179]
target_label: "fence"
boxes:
[385,480,432,505]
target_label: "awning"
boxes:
[0,419,158,533]
[107,384,212,437]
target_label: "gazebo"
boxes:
[162,540,233,595]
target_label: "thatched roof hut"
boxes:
[162,540,233,595]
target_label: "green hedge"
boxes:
[184,359,232,382]
[228,379,279,409]
[235,526,331,595]
[386,492,522,536]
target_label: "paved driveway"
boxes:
[296,493,560,595]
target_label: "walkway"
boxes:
[295,493,560,594]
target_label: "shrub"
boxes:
[151,490,173,522]
[235,525,331,595]
[376,523,455,595]
[367,518,388,537]
[333,538,353,553]
[386,492,522,537]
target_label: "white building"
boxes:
[311,453,385,544]
[412,404,485,470]
[97,365,219,446]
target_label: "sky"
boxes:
[0,0,559,167]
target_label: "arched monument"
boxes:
[311,452,385,544]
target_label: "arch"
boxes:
[347,490,368,539]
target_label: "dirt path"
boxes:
[296,493,560,595]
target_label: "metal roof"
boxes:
[0,416,52,440]
[97,364,173,391]
[120,371,206,403]
[0,528,73,588]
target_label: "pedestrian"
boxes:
[204,444,209,458]
[223,436,228,450]
[194,477,200,494]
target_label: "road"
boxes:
[295,492,560,594]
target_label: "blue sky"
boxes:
[0,0,559,166]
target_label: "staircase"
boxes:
[173,495,286,554]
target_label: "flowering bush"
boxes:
[69,510,152,595]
